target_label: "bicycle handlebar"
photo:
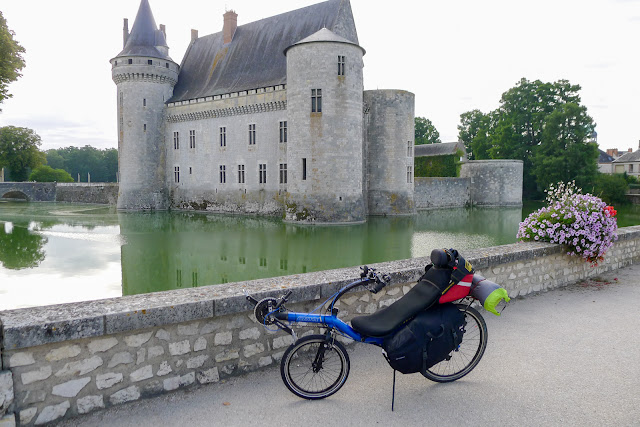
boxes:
[360,265,390,294]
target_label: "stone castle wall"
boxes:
[2,226,639,425]
[56,184,119,205]
[460,160,523,206]
[414,177,470,210]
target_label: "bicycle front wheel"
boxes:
[422,304,488,382]
[280,334,350,399]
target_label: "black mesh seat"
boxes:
[350,267,451,338]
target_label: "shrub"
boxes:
[517,181,618,265]
[29,165,74,182]
[589,173,628,205]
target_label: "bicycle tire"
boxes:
[421,304,488,382]
[280,334,350,399]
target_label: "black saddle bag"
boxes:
[382,303,466,374]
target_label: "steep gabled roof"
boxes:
[613,150,640,163]
[169,0,359,103]
[117,0,172,60]
[598,149,614,163]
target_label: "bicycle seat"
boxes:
[351,265,452,338]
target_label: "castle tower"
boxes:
[110,0,178,210]
[284,29,366,223]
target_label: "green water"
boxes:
[1,201,636,310]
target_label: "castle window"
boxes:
[249,124,256,145]
[173,132,179,149]
[311,89,322,113]
[220,165,226,183]
[143,124,147,132]
[143,98,146,107]
[192,272,198,287]
[238,164,245,184]
[148,59,153,65]
[189,167,192,174]
[128,58,133,64]
[220,127,226,147]
[338,56,345,76]
[259,164,267,184]
[407,166,413,183]
[166,63,169,68]
[407,140,412,157]
[189,130,196,148]
[174,166,180,183]
[630,164,634,173]
[302,158,307,181]
[279,163,287,184]
[279,121,287,143]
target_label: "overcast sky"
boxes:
[1,0,639,152]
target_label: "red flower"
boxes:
[604,206,617,217]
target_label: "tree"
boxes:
[0,126,45,181]
[415,117,441,145]
[457,78,597,199]
[29,165,74,182]
[0,11,26,110]
[47,146,118,182]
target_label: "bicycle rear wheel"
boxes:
[280,334,350,399]
[422,304,488,382]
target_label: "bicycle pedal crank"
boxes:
[254,297,279,325]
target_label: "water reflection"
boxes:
[0,201,528,309]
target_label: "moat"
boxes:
[2,201,639,310]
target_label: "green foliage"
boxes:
[457,78,597,199]
[0,126,45,181]
[0,224,46,270]
[415,117,441,145]
[0,11,26,110]
[588,173,629,206]
[414,150,463,177]
[29,165,74,183]
[46,146,118,182]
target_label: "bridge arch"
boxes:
[1,190,29,201]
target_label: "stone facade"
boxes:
[460,160,523,206]
[414,177,470,210]
[1,225,639,424]
[55,184,119,205]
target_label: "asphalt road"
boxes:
[59,264,640,427]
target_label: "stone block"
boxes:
[156,361,172,377]
[34,400,70,425]
[243,343,265,358]
[108,352,134,368]
[156,329,171,341]
[110,385,141,405]
[258,356,273,367]
[8,352,35,368]
[177,323,199,336]
[20,408,37,425]
[214,332,233,346]
[52,377,91,398]
[96,372,123,390]
[272,335,293,349]
[77,395,105,414]
[0,414,15,427]
[130,365,153,382]
[239,327,260,340]
[88,337,118,354]
[55,356,103,377]
[186,355,209,369]
[169,340,191,356]
[193,337,207,352]
[197,367,219,384]
[163,372,195,391]
[0,371,13,414]
[1,315,103,350]
[19,390,46,405]
[148,345,165,359]
[124,332,153,347]
[45,345,81,362]
[22,366,52,385]
[214,350,239,363]
[104,301,213,335]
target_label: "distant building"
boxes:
[111,0,415,223]
[598,149,615,174]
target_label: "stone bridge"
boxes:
[0,182,57,201]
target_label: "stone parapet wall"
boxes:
[1,225,639,424]
[414,177,470,209]
[56,183,119,205]
[460,160,523,206]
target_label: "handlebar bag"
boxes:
[382,303,465,375]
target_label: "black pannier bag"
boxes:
[382,303,466,374]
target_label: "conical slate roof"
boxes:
[284,27,364,54]
[117,0,172,60]
[169,0,358,103]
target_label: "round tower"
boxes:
[110,0,178,210]
[284,29,366,223]
[364,90,416,215]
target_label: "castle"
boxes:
[111,0,416,223]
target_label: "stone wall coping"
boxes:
[466,159,524,164]
[2,225,639,350]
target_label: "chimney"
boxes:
[191,29,199,42]
[629,148,633,153]
[123,18,129,48]
[159,24,166,40]
[223,10,238,44]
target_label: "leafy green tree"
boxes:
[48,146,117,182]
[0,11,26,110]
[415,117,441,145]
[590,173,629,206]
[29,165,74,182]
[0,126,45,181]
[458,110,492,159]
[45,150,66,170]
